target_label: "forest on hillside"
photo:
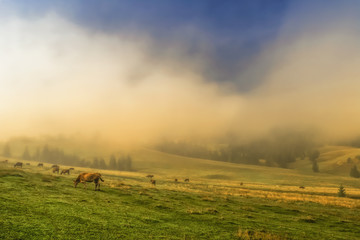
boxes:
[1,142,132,171]
[156,130,321,168]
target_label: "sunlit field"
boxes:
[1,148,360,240]
[3,1,360,240]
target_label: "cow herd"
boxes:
[146,175,190,186]
[2,160,191,191]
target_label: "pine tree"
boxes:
[312,159,319,172]
[99,158,107,169]
[338,184,346,197]
[92,157,99,169]
[309,149,320,162]
[22,146,31,160]
[126,155,132,171]
[41,145,50,161]
[33,148,40,161]
[109,155,117,169]
[3,144,11,157]
[117,157,125,171]
[350,165,360,178]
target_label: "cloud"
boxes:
[2,1,360,147]
[0,13,242,145]
[236,1,360,141]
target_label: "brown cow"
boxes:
[61,169,71,175]
[74,173,104,191]
[38,163,43,167]
[150,179,156,186]
[52,166,60,174]
[14,162,23,168]
[184,178,190,182]
[146,174,154,179]
[51,164,59,168]
[174,178,178,182]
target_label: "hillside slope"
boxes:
[290,146,360,176]
[2,160,360,239]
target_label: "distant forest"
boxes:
[156,131,319,168]
[4,131,360,170]
[2,144,132,171]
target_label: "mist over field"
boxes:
[3,2,360,239]
[1,1,360,147]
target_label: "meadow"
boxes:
[1,147,360,239]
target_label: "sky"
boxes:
[1,0,289,91]
[1,0,360,146]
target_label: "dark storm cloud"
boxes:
[2,0,289,92]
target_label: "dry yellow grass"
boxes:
[237,228,289,240]
[3,146,360,209]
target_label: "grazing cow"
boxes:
[146,174,154,179]
[52,166,60,174]
[299,186,305,189]
[150,179,156,186]
[74,173,104,191]
[184,178,190,182]
[175,178,178,182]
[38,163,43,167]
[240,182,243,186]
[51,164,59,168]
[61,169,71,175]
[14,162,23,168]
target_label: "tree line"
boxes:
[156,130,318,168]
[2,144,132,171]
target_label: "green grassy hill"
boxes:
[130,148,355,187]
[290,145,360,176]
[4,135,360,179]
[2,150,360,239]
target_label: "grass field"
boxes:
[1,148,360,239]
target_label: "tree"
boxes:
[312,159,319,172]
[338,184,346,197]
[309,150,320,162]
[117,157,125,171]
[125,155,132,171]
[33,148,41,161]
[99,158,107,169]
[3,144,11,157]
[91,157,99,169]
[109,155,117,169]
[22,146,31,160]
[350,165,360,178]
[41,145,50,161]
